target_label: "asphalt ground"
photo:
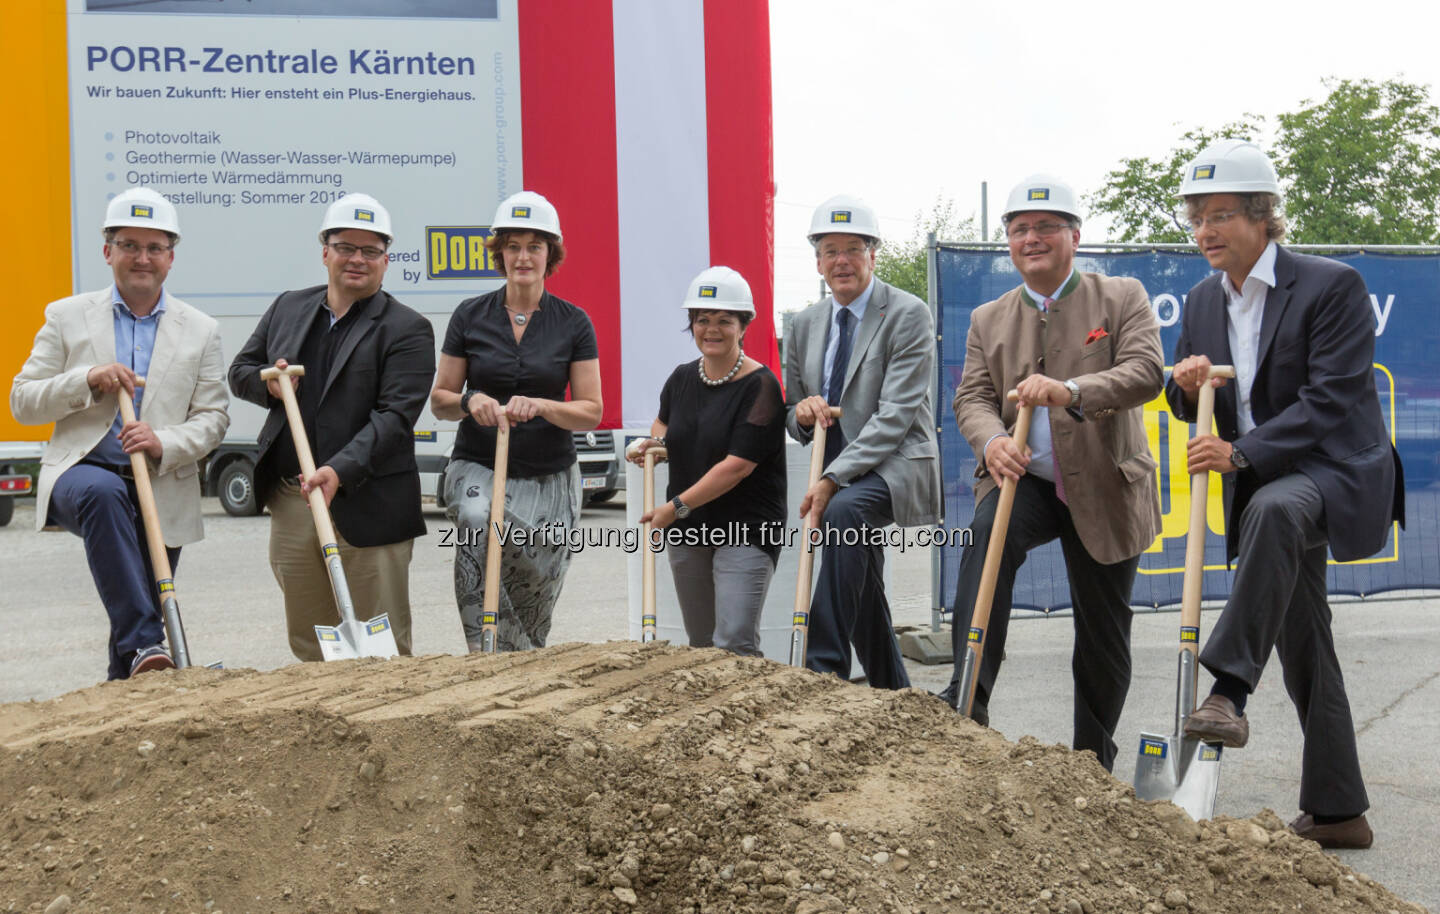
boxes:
[1,492,1435,912]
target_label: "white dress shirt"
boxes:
[1221,240,1277,436]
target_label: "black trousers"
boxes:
[942,474,1138,771]
[804,472,910,690]
[1202,472,1368,818]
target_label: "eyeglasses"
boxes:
[819,245,870,262]
[1185,210,1242,232]
[328,241,388,261]
[1006,221,1070,241]
[112,240,173,258]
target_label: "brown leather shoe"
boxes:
[1182,694,1249,748]
[1289,813,1373,849]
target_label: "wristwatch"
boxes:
[672,496,692,519]
[1063,379,1081,407]
[1230,444,1251,470]
[460,390,475,415]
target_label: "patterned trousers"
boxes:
[444,458,580,652]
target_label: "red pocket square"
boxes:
[1085,327,1109,344]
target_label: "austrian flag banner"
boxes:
[518,0,777,430]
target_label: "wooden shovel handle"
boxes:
[115,379,174,587]
[1179,365,1236,645]
[481,417,510,648]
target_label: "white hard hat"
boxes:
[682,266,755,315]
[1178,140,1280,197]
[1001,174,1082,225]
[808,194,881,244]
[492,191,562,241]
[318,192,393,243]
[103,187,180,239]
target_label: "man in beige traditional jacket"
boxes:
[937,175,1162,771]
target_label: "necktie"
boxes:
[824,307,854,466]
[1042,296,1067,505]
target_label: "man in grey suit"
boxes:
[785,194,940,689]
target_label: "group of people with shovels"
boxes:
[11,138,1402,851]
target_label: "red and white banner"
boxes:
[519,0,776,429]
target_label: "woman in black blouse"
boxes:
[630,266,785,656]
[429,191,602,652]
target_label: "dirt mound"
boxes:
[0,642,1428,914]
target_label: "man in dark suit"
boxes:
[229,193,435,661]
[785,194,940,690]
[1166,141,1404,849]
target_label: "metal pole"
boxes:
[927,230,943,634]
[980,182,988,243]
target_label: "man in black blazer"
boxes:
[1166,141,1403,849]
[229,193,435,661]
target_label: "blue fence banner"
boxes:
[934,244,1439,613]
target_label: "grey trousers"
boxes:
[445,458,580,653]
[666,542,774,656]
[1201,471,1368,818]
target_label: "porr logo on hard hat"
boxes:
[830,210,851,224]
[130,204,153,218]
[1192,165,1215,181]
[354,208,375,222]
[511,205,531,218]
[1028,188,1050,201]
[698,285,718,298]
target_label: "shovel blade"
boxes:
[1171,738,1222,821]
[314,613,398,661]
[1133,731,1222,821]
[1134,731,1179,803]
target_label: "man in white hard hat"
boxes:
[1167,140,1403,847]
[785,194,940,690]
[229,193,435,661]
[10,187,229,679]
[938,176,1163,772]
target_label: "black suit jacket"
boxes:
[229,285,436,548]
[1165,245,1404,562]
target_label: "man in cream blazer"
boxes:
[785,194,940,690]
[938,176,1162,772]
[10,188,228,680]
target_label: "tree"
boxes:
[874,198,978,302]
[1088,78,1440,246]
[1086,118,1262,243]
[1276,78,1440,244]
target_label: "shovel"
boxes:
[954,391,1032,717]
[640,443,668,642]
[1133,364,1235,819]
[476,416,511,653]
[789,406,842,667]
[260,364,398,661]
[117,379,196,669]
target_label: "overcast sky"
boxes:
[768,0,1440,313]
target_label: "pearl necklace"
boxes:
[699,349,744,386]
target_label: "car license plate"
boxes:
[582,477,605,490]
